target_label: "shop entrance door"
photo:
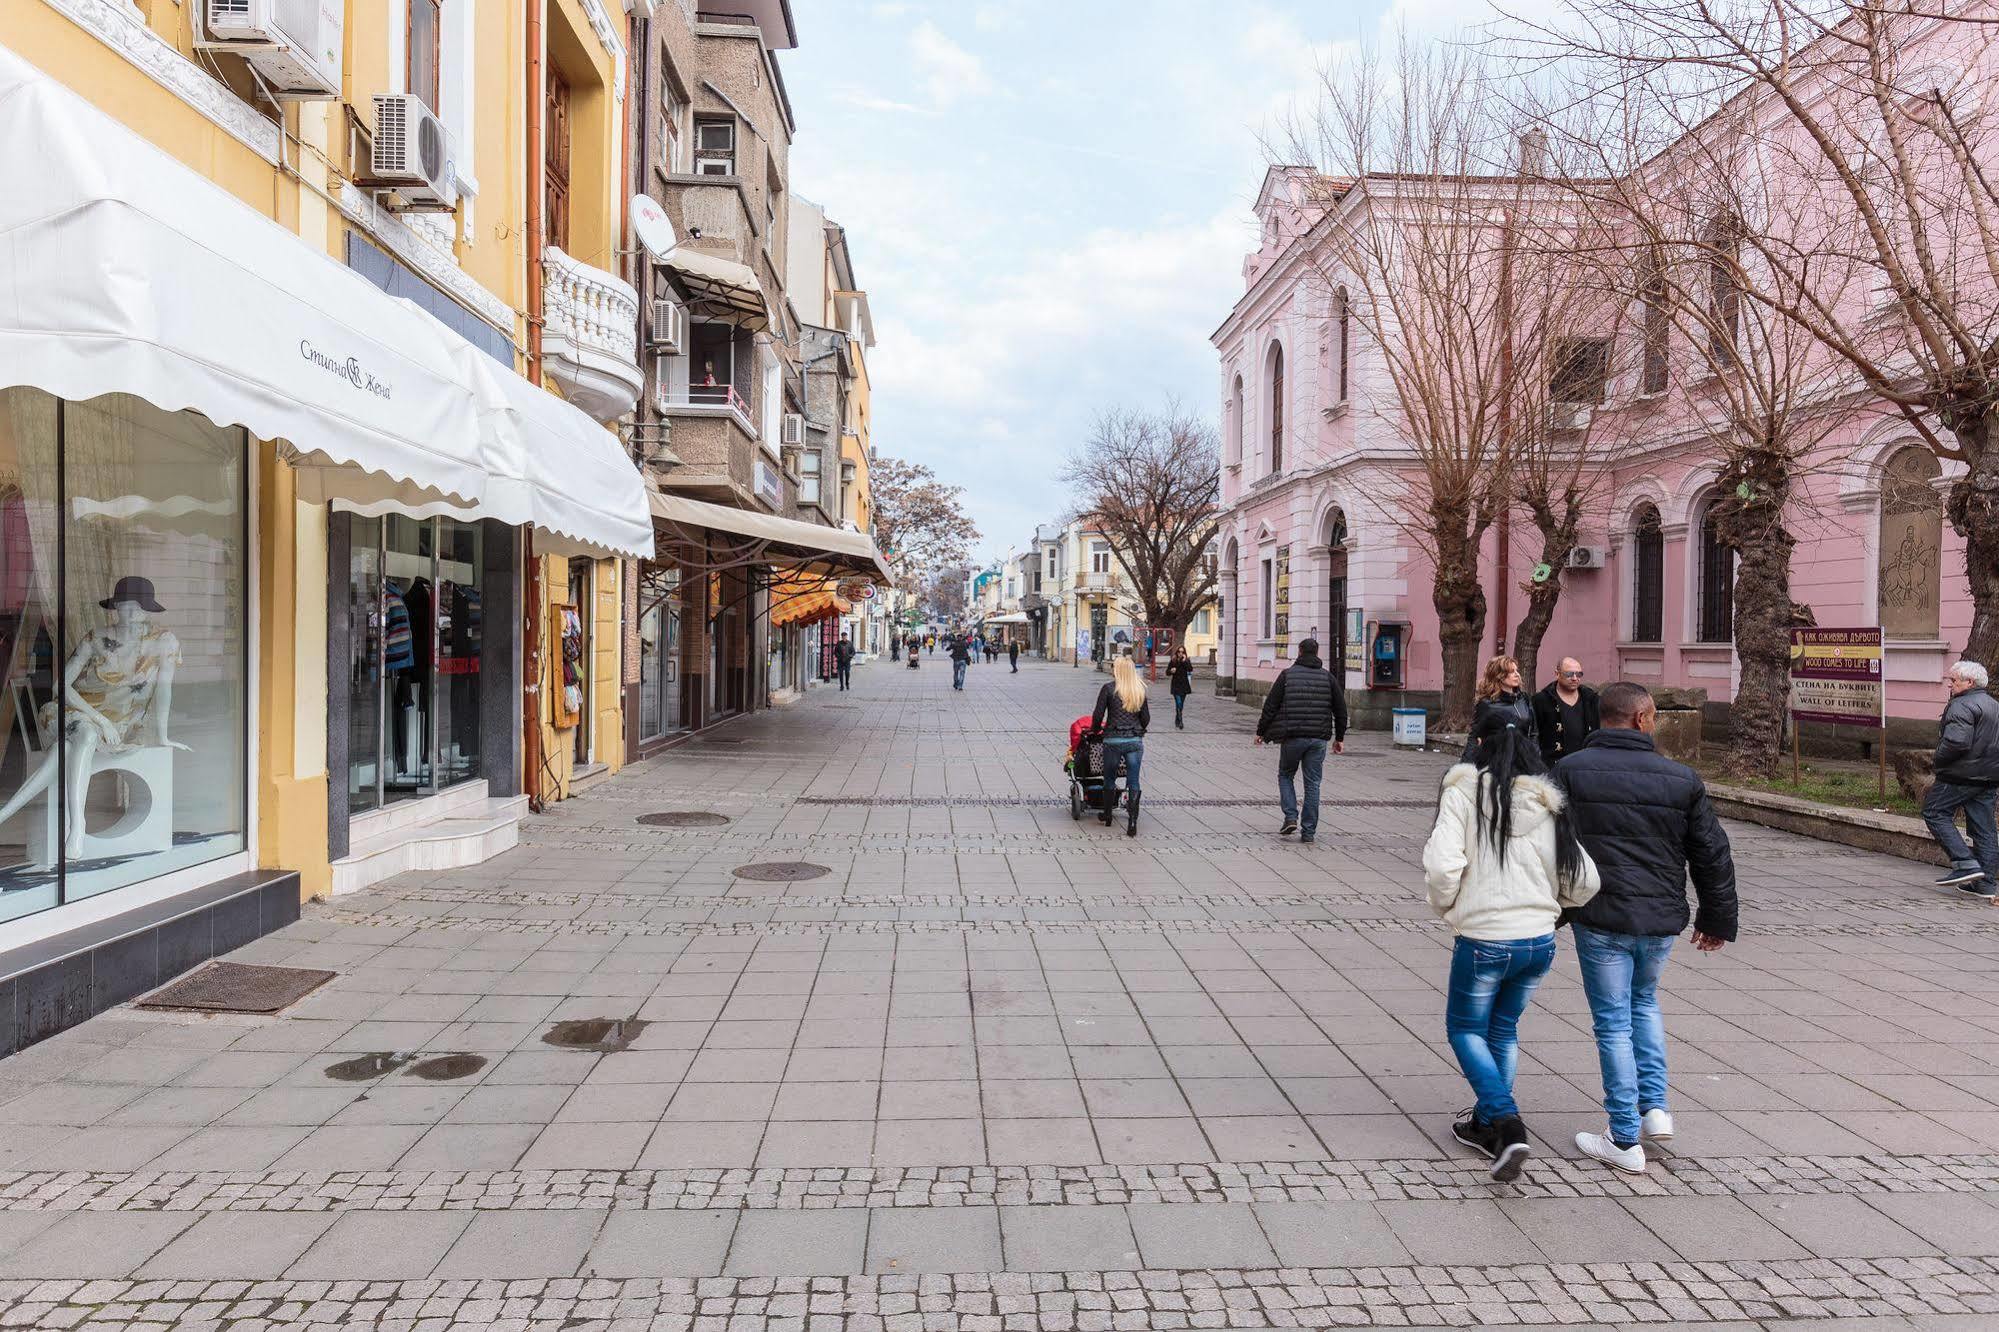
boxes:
[568,563,592,764]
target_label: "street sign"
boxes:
[1787,627,1884,727]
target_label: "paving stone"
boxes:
[725,1212,868,1276]
[581,1211,740,1277]
[285,1214,475,1279]
[431,1211,604,1278]
[865,1208,1002,1274]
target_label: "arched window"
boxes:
[1695,496,1734,642]
[1879,445,1943,639]
[1334,287,1351,403]
[1631,504,1664,643]
[1268,343,1285,473]
[1227,374,1244,466]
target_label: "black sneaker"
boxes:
[1490,1116,1531,1182]
[1957,880,1998,899]
[1452,1111,1502,1160]
[1299,833,1315,844]
[1280,819,1299,836]
[1935,868,1986,887]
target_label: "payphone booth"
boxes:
[1369,620,1410,690]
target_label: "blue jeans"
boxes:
[1572,924,1676,1145]
[1174,694,1187,722]
[1445,934,1557,1123]
[1103,737,1143,801]
[952,660,967,689]
[1278,738,1327,835]
[1922,779,1998,878]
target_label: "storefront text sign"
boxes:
[1788,627,1884,728]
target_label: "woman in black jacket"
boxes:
[1091,655,1151,835]
[1166,649,1195,728]
[1462,657,1535,762]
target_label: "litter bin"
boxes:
[1392,707,1428,749]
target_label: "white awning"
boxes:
[660,248,771,330]
[0,43,656,562]
[649,490,891,583]
[983,611,1030,625]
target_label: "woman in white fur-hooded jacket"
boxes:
[1421,715,1601,1181]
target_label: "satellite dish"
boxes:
[630,194,677,260]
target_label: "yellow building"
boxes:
[0,2,652,1052]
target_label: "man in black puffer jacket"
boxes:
[1255,639,1348,844]
[1551,680,1736,1177]
[1925,660,1999,898]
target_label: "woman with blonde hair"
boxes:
[1090,654,1151,835]
[1462,656,1537,762]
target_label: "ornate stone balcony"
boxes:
[542,246,642,422]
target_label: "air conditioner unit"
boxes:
[1568,545,1607,571]
[197,0,343,100]
[370,94,458,211]
[648,299,685,353]
[782,413,806,446]
[1547,401,1594,433]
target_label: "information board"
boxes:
[1787,627,1884,728]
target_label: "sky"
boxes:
[778,0,1442,569]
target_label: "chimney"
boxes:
[1517,128,1549,177]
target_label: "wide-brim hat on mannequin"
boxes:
[99,576,165,612]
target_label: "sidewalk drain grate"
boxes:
[636,811,732,828]
[138,962,336,1015]
[733,861,832,882]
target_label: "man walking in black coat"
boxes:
[1008,640,1020,673]
[1531,657,1601,764]
[834,634,854,691]
[1254,638,1347,844]
[1924,660,1999,897]
[1553,681,1737,1176]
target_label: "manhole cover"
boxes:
[732,861,832,882]
[542,1017,649,1053]
[324,1052,413,1081]
[636,811,731,828]
[139,962,335,1014]
[406,1053,487,1081]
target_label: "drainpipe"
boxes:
[523,0,547,811]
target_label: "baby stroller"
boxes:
[1065,715,1123,821]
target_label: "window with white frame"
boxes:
[660,65,689,174]
[695,117,735,175]
[1091,543,1111,575]
[798,450,821,505]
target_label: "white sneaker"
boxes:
[1575,1130,1647,1174]
[1641,1108,1674,1141]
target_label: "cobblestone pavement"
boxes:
[1,658,1995,1330]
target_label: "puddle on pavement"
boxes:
[541,1017,648,1053]
[405,1053,488,1081]
[323,1052,414,1081]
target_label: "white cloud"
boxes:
[909,21,994,109]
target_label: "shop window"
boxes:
[1879,445,1943,639]
[0,389,249,922]
[346,515,486,811]
[1631,504,1663,643]
[1696,498,1734,642]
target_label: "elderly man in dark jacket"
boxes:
[1552,680,1737,1176]
[1926,660,1999,898]
[1255,638,1348,844]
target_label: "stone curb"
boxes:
[1708,782,1947,867]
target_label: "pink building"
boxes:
[1213,166,1966,739]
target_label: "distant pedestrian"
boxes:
[1925,660,1999,898]
[1167,648,1194,729]
[906,634,921,670]
[1254,637,1348,844]
[1091,655,1150,835]
[1463,657,1536,762]
[890,635,900,662]
[835,634,854,691]
[1553,681,1737,1175]
[1009,640,1020,673]
[949,635,972,690]
[1531,658,1600,764]
[1424,712,1600,1181]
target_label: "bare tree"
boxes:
[870,456,980,594]
[1063,406,1222,641]
[1281,42,1616,727]
[1523,0,1999,669]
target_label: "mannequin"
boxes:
[0,577,184,862]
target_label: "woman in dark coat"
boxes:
[1462,656,1536,761]
[1091,656,1152,836]
[1166,648,1195,729]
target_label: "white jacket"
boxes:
[1422,764,1601,941]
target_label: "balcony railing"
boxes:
[656,385,757,437]
[541,246,641,421]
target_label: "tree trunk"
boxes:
[1716,466,1794,780]
[1946,415,1999,672]
[1511,510,1578,688]
[1433,538,1487,732]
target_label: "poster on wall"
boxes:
[1344,608,1364,675]
[1787,627,1884,727]
[1274,545,1291,657]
